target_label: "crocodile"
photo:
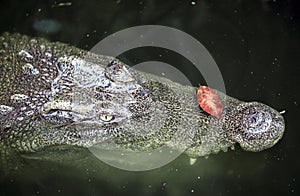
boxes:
[0,32,285,169]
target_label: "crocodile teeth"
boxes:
[189,158,197,165]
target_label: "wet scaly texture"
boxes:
[0,33,285,169]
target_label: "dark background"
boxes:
[0,0,299,195]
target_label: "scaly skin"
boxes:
[0,33,285,165]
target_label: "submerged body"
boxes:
[0,33,285,166]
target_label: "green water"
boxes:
[0,0,299,195]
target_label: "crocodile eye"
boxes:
[99,114,114,122]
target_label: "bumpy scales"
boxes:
[0,33,285,167]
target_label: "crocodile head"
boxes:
[39,54,285,154]
[0,33,285,156]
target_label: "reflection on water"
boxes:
[1,148,275,195]
[0,0,299,195]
